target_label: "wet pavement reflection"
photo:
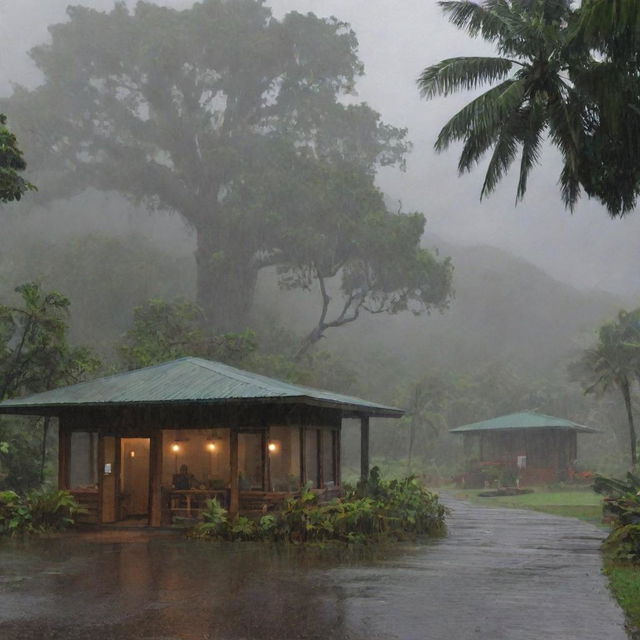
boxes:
[0,498,628,640]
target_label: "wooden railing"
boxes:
[164,488,229,520]
[164,485,344,522]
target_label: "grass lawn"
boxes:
[453,487,603,523]
[605,558,640,640]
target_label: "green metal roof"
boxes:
[0,357,403,418]
[449,411,598,434]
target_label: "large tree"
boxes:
[418,0,640,216]
[572,310,640,469]
[3,0,441,333]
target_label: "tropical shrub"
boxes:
[191,469,446,543]
[594,473,640,563]
[0,488,83,535]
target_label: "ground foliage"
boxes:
[594,473,640,563]
[0,488,83,536]
[191,468,446,544]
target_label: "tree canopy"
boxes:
[0,282,98,489]
[0,114,34,203]
[3,0,450,341]
[572,309,640,468]
[419,0,640,217]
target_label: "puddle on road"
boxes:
[0,535,417,640]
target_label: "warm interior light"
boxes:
[207,442,217,452]
[171,443,181,453]
[130,450,136,458]
[268,442,278,453]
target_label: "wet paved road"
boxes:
[0,497,628,640]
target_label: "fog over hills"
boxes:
[1,0,638,300]
[0,0,632,376]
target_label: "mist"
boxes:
[0,0,635,477]
[2,0,638,297]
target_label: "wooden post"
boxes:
[299,427,305,489]
[336,427,342,487]
[318,429,324,488]
[229,428,239,516]
[57,423,71,490]
[360,415,370,481]
[263,426,270,492]
[149,432,163,527]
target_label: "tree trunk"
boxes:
[194,227,259,332]
[622,381,637,469]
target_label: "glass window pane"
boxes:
[304,429,318,488]
[322,430,335,487]
[269,426,300,491]
[238,432,264,490]
[161,429,230,490]
[69,432,98,489]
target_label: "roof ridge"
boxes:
[186,357,298,394]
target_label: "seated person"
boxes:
[173,464,198,490]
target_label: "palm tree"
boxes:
[575,311,640,469]
[578,0,640,46]
[418,0,588,209]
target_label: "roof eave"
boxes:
[449,425,599,434]
[0,395,404,419]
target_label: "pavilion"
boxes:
[450,411,598,486]
[0,357,403,526]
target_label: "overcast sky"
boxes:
[1,0,638,298]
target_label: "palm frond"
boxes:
[418,56,515,99]
[516,101,545,201]
[578,0,640,49]
[435,79,524,156]
[480,112,521,198]
[439,0,510,43]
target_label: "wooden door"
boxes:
[120,438,151,517]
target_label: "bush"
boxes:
[0,488,83,536]
[191,469,447,544]
[594,473,640,563]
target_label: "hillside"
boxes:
[268,239,627,384]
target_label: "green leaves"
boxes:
[573,309,640,467]
[2,1,410,330]
[595,472,640,562]
[0,114,35,203]
[419,0,640,213]
[0,282,100,402]
[0,489,83,536]
[118,298,257,369]
[418,56,515,99]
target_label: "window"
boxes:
[321,430,336,487]
[69,432,98,489]
[304,429,319,488]
[269,426,300,491]
[161,429,230,490]
[238,432,264,490]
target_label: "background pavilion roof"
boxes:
[0,357,403,418]
[449,411,598,434]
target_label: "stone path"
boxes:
[0,496,629,640]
